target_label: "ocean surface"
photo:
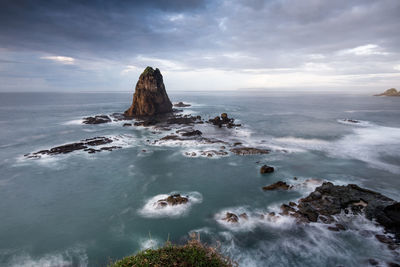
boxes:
[0,91,399,266]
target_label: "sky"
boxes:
[0,0,399,92]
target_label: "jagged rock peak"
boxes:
[124,66,173,117]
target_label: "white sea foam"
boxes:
[7,246,88,267]
[138,191,203,218]
[139,237,160,250]
[215,206,295,232]
[62,119,83,125]
[272,123,400,174]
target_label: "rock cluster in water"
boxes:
[374,88,400,96]
[208,113,241,128]
[156,194,189,208]
[125,67,173,117]
[24,137,121,158]
[173,102,191,107]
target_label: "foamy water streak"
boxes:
[138,191,203,218]
[272,121,400,173]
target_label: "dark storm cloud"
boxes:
[0,0,207,57]
[0,0,399,91]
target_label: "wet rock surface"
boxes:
[173,102,191,107]
[156,194,189,207]
[208,113,241,128]
[279,182,400,241]
[222,212,248,223]
[260,165,274,174]
[230,147,270,155]
[82,115,111,124]
[125,67,173,117]
[262,181,291,191]
[25,137,120,158]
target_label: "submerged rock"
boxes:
[173,102,191,107]
[262,181,291,191]
[342,119,360,124]
[230,147,270,155]
[260,165,274,174]
[82,115,111,124]
[125,67,173,117]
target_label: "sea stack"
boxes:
[124,67,173,117]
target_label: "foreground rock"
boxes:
[260,165,274,174]
[125,67,173,117]
[82,115,111,124]
[157,194,189,207]
[25,137,121,158]
[230,147,270,155]
[282,182,400,239]
[173,102,191,107]
[374,88,400,96]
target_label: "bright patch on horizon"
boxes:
[40,56,75,64]
[339,44,389,56]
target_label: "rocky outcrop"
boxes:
[260,165,274,174]
[83,115,111,124]
[281,182,400,238]
[157,194,189,207]
[262,181,291,191]
[374,88,400,96]
[208,113,241,128]
[230,147,270,155]
[125,67,173,117]
[24,137,121,158]
[174,102,191,107]
[222,212,248,223]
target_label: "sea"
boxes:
[0,91,399,266]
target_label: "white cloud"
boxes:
[40,56,75,64]
[338,44,389,56]
[394,65,400,71]
[121,65,139,75]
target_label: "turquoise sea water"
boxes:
[0,92,399,266]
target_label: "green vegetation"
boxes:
[142,66,155,76]
[110,237,235,267]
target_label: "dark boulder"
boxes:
[260,165,274,174]
[262,181,291,191]
[157,194,189,207]
[82,115,111,124]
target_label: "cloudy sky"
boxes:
[0,0,399,92]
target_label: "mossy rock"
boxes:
[141,66,161,76]
[110,239,234,267]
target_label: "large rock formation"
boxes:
[125,67,173,117]
[374,88,400,96]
